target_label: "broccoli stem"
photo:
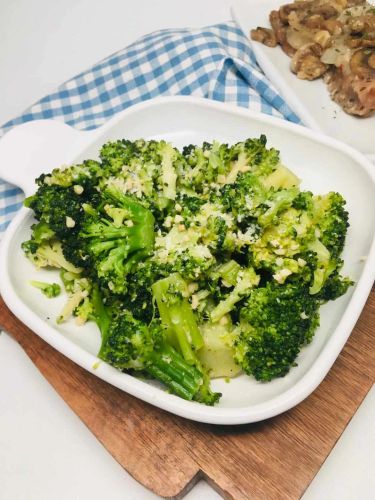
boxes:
[308,239,332,295]
[262,164,300,189]
[159,143,178,200]
[103,188,155,244]
[211,267,260,323]
[90,285,112,356]
[258,187,299,227]
[151,274,204,363]
[146,345,204,400]
[151,275,220,403]
[152,343,220,404]
[150,348,219,404]
[213,259,241,286]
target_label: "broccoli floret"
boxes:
[57,272,93,324]
[30,280,61,298]
[316,270,353,302]
[100,312,163,370]
[210,267,260,323]
[234,282,320,381]
[292,191,314,211]
[36,159,102,190]
[101,139,182,207]
[24,184,85,240]
[210,137,294,206]
[204,140,231,177]
[172,249,216,281]
[291,193,350,295]
[22,238,82,273]
[313,192,349,260]
[98,308,218,403]
[155,199,236,276]
[250,193,350,295]
[80,187,155,293]
[228,135,280,181]
[100,139,141,174]
[219,171,266,220]
[120,259,167,322]
[257,187,300,227]
[250,206,306,277]
[154,223,216,281]
[30,221,55,243]
[21,221,56,257]
[181,141,231,190]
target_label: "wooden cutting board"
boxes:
[1,292,374,500]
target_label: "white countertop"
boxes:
[0,1,374,498]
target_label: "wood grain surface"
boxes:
[1,292,374,500]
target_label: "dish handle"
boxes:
[0,120,97,196]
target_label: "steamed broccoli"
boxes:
[225,135,280,182]
[22,237,82,273]
[80,187,155,293]
[154,223,217,281]
[24,184,86,239]
[151,273,204,361]
[152,273,220,404]
[35,159,102,190]
[219,171,267,220]
[30,280,61,298]
[89,279,217,403]
[99,310,217,403]
[100,139,183,209]
[57,272,93,324]
[22,135,352,405]
[234,282,320,381]
[257,187,300,227]
[180,141,231,190]
[119,259,165,323]
[210,267,260,323]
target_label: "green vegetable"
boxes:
[79,187,155,293]
[152,273,204,361]
[30,280,61,298]
[22,135,352,405]
[99,310,209,402]
[198,322,241,379]
[234,282,320,381]
[210,267,260,323]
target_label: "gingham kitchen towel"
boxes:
[0,22,300,235]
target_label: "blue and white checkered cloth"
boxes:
[0,22,300,236]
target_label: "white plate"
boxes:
[231,0,375,161]
[1,96,375,425]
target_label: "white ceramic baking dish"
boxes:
[0,96,374,424]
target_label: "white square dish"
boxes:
[0,96,374,425]
[231,0,375,161]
